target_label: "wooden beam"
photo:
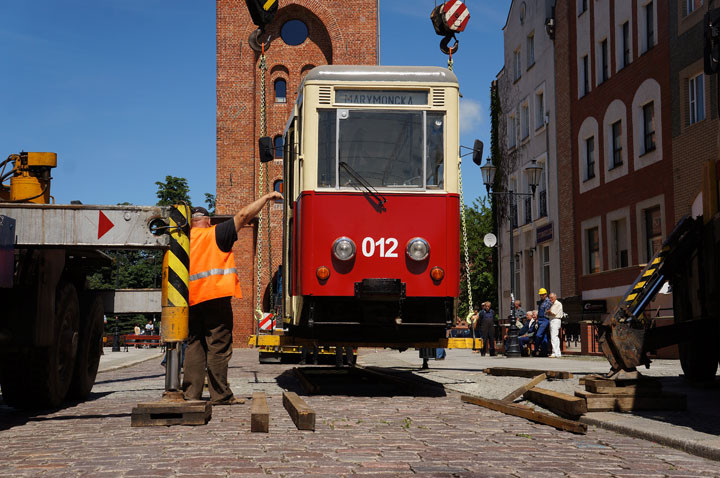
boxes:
[585,379,661,395]
[524,387,587,416]
[461,394,586,434]
[250,392,269,433]
[283,391,316,431]
[575,390,687,412]
[484,367,572,379]
[502,373,546,402]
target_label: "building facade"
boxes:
[559,0,675,320]
[670,0,718,220]
[216,0,378,344]
[497,0,561,319]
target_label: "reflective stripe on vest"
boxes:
[189,225,243,306]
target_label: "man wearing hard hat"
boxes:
[534,288,552,356]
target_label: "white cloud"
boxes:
[459,98,484,134]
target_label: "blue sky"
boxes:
[1,0,510,207]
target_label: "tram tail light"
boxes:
[430,266,445,281]
[316,266,330,281]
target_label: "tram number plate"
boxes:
[361,237,398,258]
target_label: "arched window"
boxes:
[274,135,283,158]
[274,78,286,103]
[273,180,283,202]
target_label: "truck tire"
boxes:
[0,281,79,409]
[68,294,104,400]
[679,340,718,382]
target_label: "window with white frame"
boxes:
[600,39,609,83]
[643,205,662,262]
[585,136,595,180]
[535,90,545,130]
[520,101,530,140]
[645,2,655,51]
[611,120,623,168]
[578,0,588,15]
[527,33,535,67]
[685,0,703,16]
[643,102,656,154]
[586,227,600,273]
[274,78,287,103]
[508,113,517,148]
[689,73,705,125]
[610,218,629,268]
[621,22,630,68]
[514,49,522,81]
[582,55,590,96]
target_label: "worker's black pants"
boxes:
[478,319,495,356]
[182,297,234,403]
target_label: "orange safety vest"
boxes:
[189,225,243,306]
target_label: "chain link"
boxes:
[459,162,473,320]
[255,51,268,323]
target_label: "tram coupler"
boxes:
[131,204,210,427]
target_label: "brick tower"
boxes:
[216,0,378,345]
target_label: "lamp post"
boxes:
[481,158,542,357]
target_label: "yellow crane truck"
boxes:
[0,152,171,409]
[598,159,720,381]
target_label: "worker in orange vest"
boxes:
[182,191,281,405]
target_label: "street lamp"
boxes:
[482,158,542,357]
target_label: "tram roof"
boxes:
[302,65,459,85]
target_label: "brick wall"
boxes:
[217,0,378,345]
[554,0,578,297]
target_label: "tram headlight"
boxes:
[332,237,356,261]
[406,237,430,261]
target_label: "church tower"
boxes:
[216,0,378,343]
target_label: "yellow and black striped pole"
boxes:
[160,204,190,393]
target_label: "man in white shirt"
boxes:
[547,293,564,358]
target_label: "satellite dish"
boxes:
[483,233,497,248]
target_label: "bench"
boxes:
[123,334,163,350]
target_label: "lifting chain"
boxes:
[458,162,473,323]
[255,45,272,325]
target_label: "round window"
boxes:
[281,19,308,46]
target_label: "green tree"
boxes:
[204,192,216,215]
[155,175,191,206]
[458,197,497,320]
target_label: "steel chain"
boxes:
[255,51,267,323]
[459,162,473,322]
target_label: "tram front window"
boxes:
[318,109,442,189]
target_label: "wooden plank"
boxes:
[283,391,316,431]
[524,387,588,416]
[484,367,572,379]
[250,392,269,433]
[130,400,211,427]
[575,390,687,412]
[461,394,586,434]
[585,381,661,395]
[502,373,547,402]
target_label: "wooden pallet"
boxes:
[131,400,211,427]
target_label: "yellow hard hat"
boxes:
[538,288,547,295]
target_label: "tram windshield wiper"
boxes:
[339,161,387,207]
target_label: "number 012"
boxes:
[361,237,398,258]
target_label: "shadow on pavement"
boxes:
[94,373,164,385]
[0,390,115,431]
[275,366,447,397]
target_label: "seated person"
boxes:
[450,316,471,338]
[517,310,537,355]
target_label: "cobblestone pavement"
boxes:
[1,349,720,477]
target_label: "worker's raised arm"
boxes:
[232,191,283,233]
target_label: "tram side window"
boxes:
[317,110,336,187]
[426,112,444,188]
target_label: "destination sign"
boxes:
[335,89,428,106]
